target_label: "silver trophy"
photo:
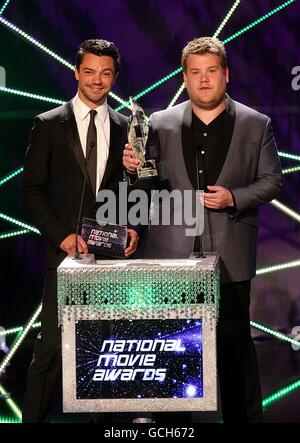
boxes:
[128,97,157,179]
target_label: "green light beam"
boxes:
[0,15,73,69]
[0,166,23,186]
[282,165,300,174]
[0,322,41,337]
[271,199,300,224]
[251,321,300,347]
[0,212,40,234]
[279,151,300,162]
[257,259,300,275]
[213,0,241,38]
[0,383,22,420]
[115,67,183,112]
[0,416,21,423]
[0,0,11,15]
[168,0,241,108]
[0,16,129,108]
[0,304,42,373]
[223,0,297,44]
[0,229,30,240]
[117,0,296,112]
[0,86,66,105]
[263,379,300,410]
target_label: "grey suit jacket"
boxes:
[140,95,283,283]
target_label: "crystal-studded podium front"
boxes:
[58,254,219,413]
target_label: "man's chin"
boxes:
[194,97,224,110]
[86,93,107,105]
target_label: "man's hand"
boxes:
[203,186,234,209]
[123,143,141,172]
[125,228,139,257]
[60,234,88,256]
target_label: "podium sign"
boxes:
[57,255,219,413]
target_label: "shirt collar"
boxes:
[73,93,109,123]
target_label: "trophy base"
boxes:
[137,159,158,179]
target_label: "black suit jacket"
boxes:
[22,100,128,269]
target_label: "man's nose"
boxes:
[93,73,102,83]
[200,73,209,82]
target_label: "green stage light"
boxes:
[118,0,296,111]
[0,86,66,105]
[271,200,300,224]
[279,151,300,161]
[0,212,40,234]
[0,15,74,69]
[0,86,130,111]
[0,166,23,187]
[0,304,42,374]
[0,322,41,337]
[0,0,11,15]
[251,321,300,347]
[257,259,300,275]
[168,83,186,109]
[263,379,300,410]
[0,416,21,423]
[283,166,300,174]
[223,0,297,44]
[0,229,30,240]
[168,0,241,108]
[0,16,129,108]
[0,384,22,420]
[213,0,241,38]
[115,67,183,112]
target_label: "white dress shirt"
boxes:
[72,94,110,192]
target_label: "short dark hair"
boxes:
[75,39,121,74]
[181,37,227,72]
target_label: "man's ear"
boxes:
[113,71,119,85]
[74,66,79,81]
[225,67,229,84]
[183,71,187,87]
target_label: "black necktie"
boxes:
[86,110,97,196]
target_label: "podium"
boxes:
[57,254,220,413]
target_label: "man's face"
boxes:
[183,53,229,110]
[75,53,117,108]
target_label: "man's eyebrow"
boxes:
[190,65,219,69]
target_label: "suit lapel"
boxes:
[62,101,94,196]
[215,94,238,185]
[100,107,124,190]
[181,101,193,155]
[180,101,197,190]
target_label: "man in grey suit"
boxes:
[123,37,282,422]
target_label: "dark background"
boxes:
[0,0,300,422]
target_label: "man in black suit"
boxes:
[22,39,138,422]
